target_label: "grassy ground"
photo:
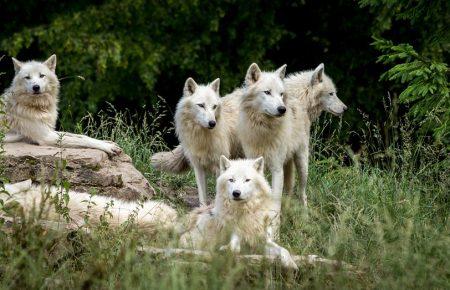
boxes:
[0,110,448,289]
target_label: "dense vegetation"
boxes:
[0,0,448,289]
[1,0,448,146]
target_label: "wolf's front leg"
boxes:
[33,129,121,156]
[294,143,309,207]
[271,165,284,198]
[57,132,122,156]
[265,226,297,270]
[193,164,208,205]
[219,232,241,253]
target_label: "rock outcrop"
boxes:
[3,142,154,200]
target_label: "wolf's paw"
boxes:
[279,248,298,270]
[102,141,122,156]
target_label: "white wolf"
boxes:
[152,64,346,207]
[282,63,347,206]
[179,156,298,269]
[151,64,286,204]
[239,63,348,207]
[2,179,177,231]
[1,55,121,155]
[171,77,241,205]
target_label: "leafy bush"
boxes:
[359,0,449,146]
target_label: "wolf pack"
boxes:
[1,55,347,269]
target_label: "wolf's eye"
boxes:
[329,92,334,96]
[280,92,284,97]
[24,76,31,80]
[228,178,235,182]
[264,90,271,95]
[245,179,251,182]
[197,104,205,108]
[39,74,45,78]
[212,105,217,110]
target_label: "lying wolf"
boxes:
[1,55,121,155]
[179,156,298,269]
[2,179,177,231]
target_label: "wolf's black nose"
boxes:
[208,120,216,128]
[277,106,286,115]
[232,190,241,198]
[32,85,40,93]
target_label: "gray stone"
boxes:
[3,142,154,200]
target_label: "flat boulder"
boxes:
[2,142,154,200]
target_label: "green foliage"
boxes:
[0,112,448,289]
[1,0,285,126]
[359,0,449,146]
[372,38,449,144]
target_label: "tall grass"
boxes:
[0,103,448,289]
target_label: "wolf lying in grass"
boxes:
[2,180,177,231]
[1,55,121,155]
[179,156,298,269]
[3,156,297,269]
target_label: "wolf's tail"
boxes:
[2,180,178,232]
[151,145,191,174]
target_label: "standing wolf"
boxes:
[152,63,346,207]
[171,77,241,205]
[282,64,347,206]
[239,63,348,207]
[1,55,121,155]
[179,156,298,269]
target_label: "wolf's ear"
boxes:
[253,157,264,174]
[311,63,324,86]
[275,64,287,80]
[210,78,220,94]
[184,77,198,96]
[245,63,261,86]
[44,54,57,72]
[12,57,23,74]
[220,155,231,173]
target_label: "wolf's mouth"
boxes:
[232,197,245,201]
[329,110,344,117]
[264,110,284,118]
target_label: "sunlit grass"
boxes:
[0,109,448,289]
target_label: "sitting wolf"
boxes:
[1,55,121,155]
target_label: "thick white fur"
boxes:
[152,64,346,207]
[2,180,177,231]
[238,63,346,207]
[179,156,297,269]
[1,55,121,155]
[174,78,241,205]
[282,64,347,206]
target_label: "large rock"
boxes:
[3,142,154,200]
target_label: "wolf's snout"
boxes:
[343,105,348,111]
[232,190,241,198]
[208,120,216,129]
[277,106,286,115]
[32,85,40,93]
